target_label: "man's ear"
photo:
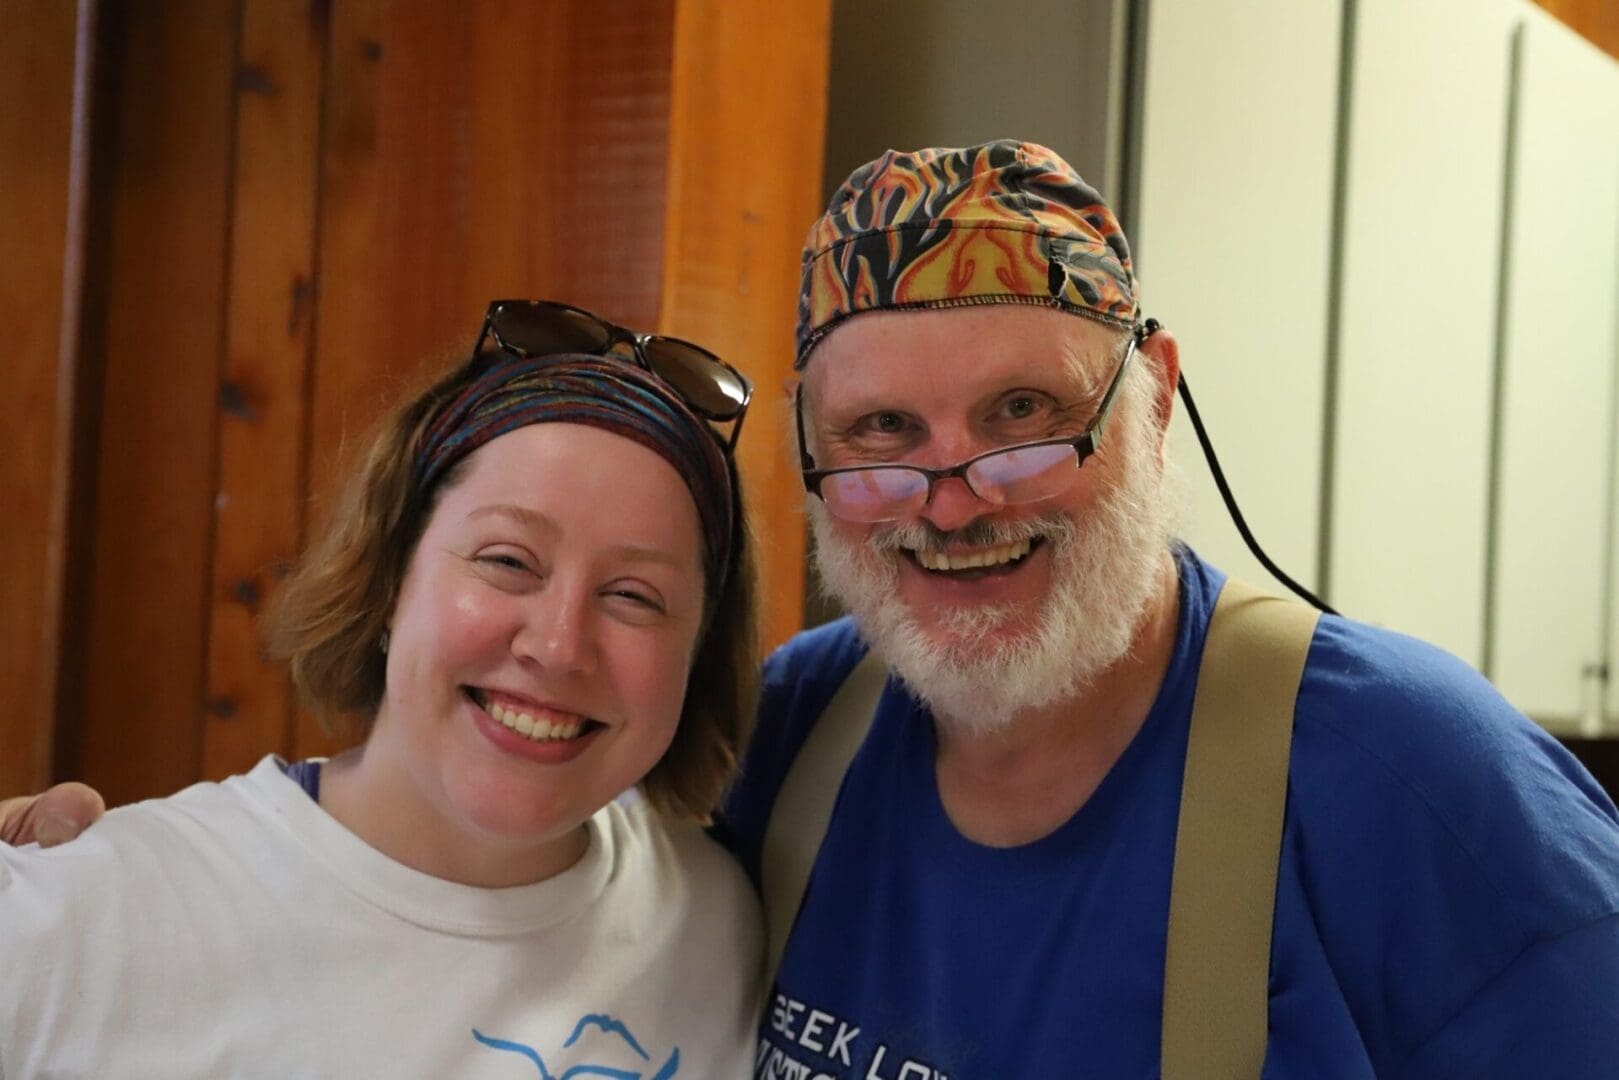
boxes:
[782,376,800,403]
[1139,326,1180,436]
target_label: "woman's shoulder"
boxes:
[597,797,764,999]
[601,795,757,910]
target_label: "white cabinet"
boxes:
[1328,0,1518,667]
[1492,6,1619,727]
[1136,0,1341,596]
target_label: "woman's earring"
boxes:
[379,630,390,655]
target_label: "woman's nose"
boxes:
[513,590,598,675]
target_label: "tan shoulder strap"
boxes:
[759,649,888,986]
[1161,576,1321,1078]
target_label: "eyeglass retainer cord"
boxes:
[1173,367,1339,616]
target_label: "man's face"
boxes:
[801,305,1176,728]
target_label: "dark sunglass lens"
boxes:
[641,339,748,417]
[492,303,613,357]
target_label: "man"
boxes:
[719,141,1619,1077]
[10,141,1619,1076]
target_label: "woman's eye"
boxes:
[605,587,666,614]
[477,552,532,574]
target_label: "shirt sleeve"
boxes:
[1393,912,1619,1079]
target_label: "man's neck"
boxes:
[931,552,1182,847]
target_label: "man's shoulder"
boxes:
[1288,614,1619,927]
[721,617,875,880]
[764,615,869,690]
[1294,612,1562,784]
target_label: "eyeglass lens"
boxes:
[491,303,746,421]
[638,339,749,418]
[819,441,1083,523]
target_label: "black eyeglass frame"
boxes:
[472,299,754,452]
[795,330,1142,516]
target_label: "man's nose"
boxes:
[917,473,994,534]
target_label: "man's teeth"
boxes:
[486,699,585,742]
[914,538,1033,573]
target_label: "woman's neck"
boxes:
[317,744,591,888]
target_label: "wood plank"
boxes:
[0,0,79,794]
[201,0,327,780]
[297,0,477,759]
[660,0,832,651]
[79,0,238,806]
[298,0,678,757]
[1533,0,1619,60]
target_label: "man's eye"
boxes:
[872,412,907,434]
[1005,397,1039,419]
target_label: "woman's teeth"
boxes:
[914,537,1033,573]
[485,698,585,742]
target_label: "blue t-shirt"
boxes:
[722,549,1619,1078]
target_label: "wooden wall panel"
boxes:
[4,0,830,798]
[659,0,831,651]
[296,0,677,758]
[0,2,78,794]
[201,0,327,779]
[1533,0,1619,59]
[78,1,238,805]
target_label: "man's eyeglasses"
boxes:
[796,335,1138,523]
[472,299,753,451]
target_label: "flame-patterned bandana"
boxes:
[796,140,1139,367]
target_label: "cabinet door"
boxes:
[1492,6,1619,726]
[1328,0,1517,666]
[1136,0,1341,595]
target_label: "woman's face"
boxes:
[373,422,706,866]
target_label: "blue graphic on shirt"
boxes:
[473,1014,680,1079]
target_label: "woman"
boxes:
[0,301,764,1078]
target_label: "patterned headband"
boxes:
[414,355,735,590]
[797,139,1139,366]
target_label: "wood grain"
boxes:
[296,0,678,757]
[1533,0,1619,60]
[0,1,79,794]
[78,0,238,805]
[201,0,327,779]
[660,0,833,651]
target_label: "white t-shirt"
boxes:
[0,756,762,1079]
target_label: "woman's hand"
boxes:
[0,784,105,847]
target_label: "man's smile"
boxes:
[904,536,1042,577]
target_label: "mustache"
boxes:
[868,510,1079,554]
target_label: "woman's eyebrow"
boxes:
[603,544,689,571]
[464,503,560,537]
[468,504,689,571]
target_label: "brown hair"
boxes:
[264,351,759,822]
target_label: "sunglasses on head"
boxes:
[471,299,753,451]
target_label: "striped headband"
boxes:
[414,355,735,590]
[797,139,1139,366]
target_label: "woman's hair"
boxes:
[264,350,759,822]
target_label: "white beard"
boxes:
[809,380,1177,735]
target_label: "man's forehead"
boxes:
[802,306,1119,406]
